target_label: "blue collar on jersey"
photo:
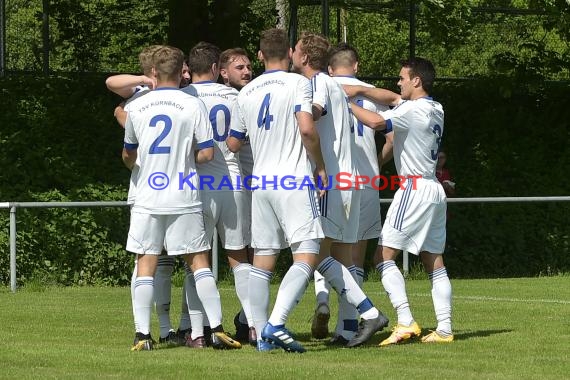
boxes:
[262,69,285,74]
[193,80,215,84]
[332,74,356,78]
[419,96,433,100]
[154,87,180,91]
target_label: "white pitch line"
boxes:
[408,293,570,305]
[218,288,570,305]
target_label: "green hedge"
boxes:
[0,74,568,285]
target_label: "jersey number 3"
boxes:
[149,114,172,154]
[257,93,274,130]
[431,124,442,160]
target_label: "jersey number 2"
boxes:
[149,114,172,154]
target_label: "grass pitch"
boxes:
[0,277,568,379]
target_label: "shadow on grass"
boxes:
[451,329,513,341]
[299,328,514,351]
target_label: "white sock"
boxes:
[194,268,223,329]
[377,260,414,326]
[268,262,312,327]
[134,276,154,335]
[184,271,205,339]
[249,267,272,340]
[131,260,138,332]
[317,256,378,319]
[233,263,253,327]
[335,265,360,339]
[429,267,452,336]
[314,270,330,305]
[155,256,175,338]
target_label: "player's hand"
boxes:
[342,84,364,98]
[140,75,157,90]
[314,167,328,198]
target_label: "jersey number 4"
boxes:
[149,114,172,154]
[257,93,274,130]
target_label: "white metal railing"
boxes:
[2,196,569,292]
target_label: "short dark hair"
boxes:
[260,28,289,61]
[328,42,359,69]
[188,42,221,75]
[298,32,330,71]
[220,48,249,69]
[401,57,436,93]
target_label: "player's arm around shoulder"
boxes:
[122,113,138,170]
[343,84,400,107]
[105,74,155,99]
[351,101,388,131]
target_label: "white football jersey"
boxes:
[124,87,152,205]
[230,70,314,185]
[124,87,213,214]
[312,72,356,186]
[183,82,241,189]
[381,97,444,179]
[332,76,388,188]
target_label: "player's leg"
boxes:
[127,212,164,351]
[351,241,368,286]
[374,245,421,346]
[315,239,388,348]
[182,266,208,348]
[155,254,176,345]
[132,253,159,350]
[317,189,388,347]
[262,246,318,353]
[218,190,255,344]
[169,211,240,350]
[227,248,255,344]
[130,258,139,336]
[419,252,453,343]
[249,251,278,351]
[176,258,192,344]
[419,195,452,343]
[311,270,331,339]
[330,241,360,344]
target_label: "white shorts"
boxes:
[251,188,324,249]
[126,211,210,255]
[358,187,381,240]
[202,190,250,250]
[320,189,360,243]
[380,178,446,254]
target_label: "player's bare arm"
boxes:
[114,102,127,128]
[195,146,214,164]
[105,74,156,99]
[379,131,394,167]
[297,111,328,196]
[226,135,243,153]
[343,85,401,107]
[351,102,388,131]
[122,147,137,170]
[311,104,325,122]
